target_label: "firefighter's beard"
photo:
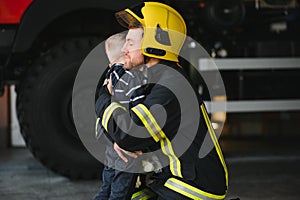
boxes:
[124,52,144,70]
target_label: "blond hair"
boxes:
[105,33,126,64]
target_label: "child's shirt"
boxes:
[110,64,147,109]
[96,63,146,171]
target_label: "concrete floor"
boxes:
[0,140,300,200]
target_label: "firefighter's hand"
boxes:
[113,142,142,163]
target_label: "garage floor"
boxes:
[1,139,300,200]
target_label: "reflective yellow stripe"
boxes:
[160,137,183,178]
[164,178,225,200]
[102,102,126,132]
[131,188,156,200]
[136,104,166,138]
[200,104,228,188]
[131,104,182,178]
[131,105,160,142]
[95,117,100,137]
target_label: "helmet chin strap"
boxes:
[143,55,148,65]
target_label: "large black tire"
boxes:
[17,38,103,179]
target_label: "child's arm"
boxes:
[112,68,146,107]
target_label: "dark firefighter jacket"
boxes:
[95,60,228,199]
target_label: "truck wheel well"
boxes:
[11,8,122,82]
[31,8,122,57]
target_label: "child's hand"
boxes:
[103,78,109,86]
[102,75,113,95]
[107,75,113,95]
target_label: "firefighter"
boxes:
[96,2,228,199]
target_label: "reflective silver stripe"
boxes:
[125,70,135,78]
[165,178,225,200]
[114,89,124,93]
[95,117,100,137]
[119,100,130,104]
[130,95,145,102]
[134,105,163,140]
[126,85,142,96]
[119,78,128,85]
[112,70,120,80]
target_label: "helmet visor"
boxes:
[115,10,142,29]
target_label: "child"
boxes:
[94,33,147,200]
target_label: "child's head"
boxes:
[105,33,126,65]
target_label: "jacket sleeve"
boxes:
[95,85,111,117]
[102,83,180,152]
[95,84,116,143]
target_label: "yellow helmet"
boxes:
[115,2,187,62]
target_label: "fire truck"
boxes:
[0,0,299,179]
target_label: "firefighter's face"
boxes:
[122,28,144,69]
